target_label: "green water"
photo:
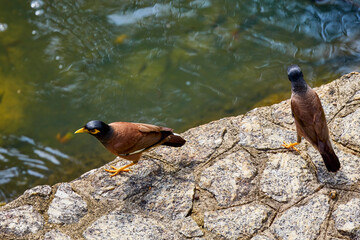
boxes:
[1,0,360,202]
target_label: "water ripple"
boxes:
[2,0,359,203]
[0,135,74,201]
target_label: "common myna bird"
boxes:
[75,120,186,176]
[282,64,340,172]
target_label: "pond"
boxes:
[0,0,360,202]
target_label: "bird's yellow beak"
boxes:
[74,127,89,134]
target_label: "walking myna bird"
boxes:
[75,120,186,176]
[282,64,340,172]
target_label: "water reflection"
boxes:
[0,23,7,32]
[109,4,179,26]
[0,135,80,202]
[0,0,360,202]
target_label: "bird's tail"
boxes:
[318,141,340,172]
[162,133,186,147]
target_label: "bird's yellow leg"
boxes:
[104,162,136,177]
[282,141,300,152]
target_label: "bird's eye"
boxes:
[90,129,100,134]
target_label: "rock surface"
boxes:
[270,194,330,240]
[1,72,360,239]
[44,230,72,240]
[332,197,360,238]
[199,151,257,207]
[260,152,319,203]
[47,183,88,224]
[0,205,44,236]
[204,203,273,239]
[83,211,178,240]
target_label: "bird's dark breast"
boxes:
[292,89,321,118]
[291,92,317,137]
[292,93,314,123]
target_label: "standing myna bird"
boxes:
[282,64,340,172]
[75,120,186,176]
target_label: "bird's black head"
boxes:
[75,120,111,138]
[287,64,304,82]
[287,64,308,93]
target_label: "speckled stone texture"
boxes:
[178,216,204,238]
[251,235,275,240]
[270,194,330,240]
[0,205,44,237]
[44,229,72,240]
[83,211,178,240]
[332,198,360,238]
[199,151,257,207]
[47,183,87,224]
[0,72,360,239]
[23,185,52,199]
[260,152,319,203]
[204,203,273,239]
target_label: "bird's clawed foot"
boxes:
[104,163,135,177]
[282,141,300,152]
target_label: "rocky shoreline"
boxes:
[1,72,360,239]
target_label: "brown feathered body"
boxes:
[288,65,340,172]
[99,122,185,161]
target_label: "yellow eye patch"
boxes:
[90,129,100,134]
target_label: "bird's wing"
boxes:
[109,122,170,155]
[135,123,173,133]
[312,93,330,143]
[122,123,173,154]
